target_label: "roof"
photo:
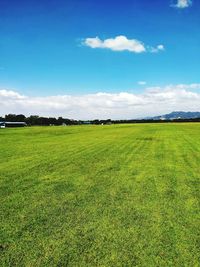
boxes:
[6,121,26,124]
[0,121,27,125]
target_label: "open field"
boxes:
[0,123,200,266]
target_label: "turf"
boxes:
[0,123,200,266]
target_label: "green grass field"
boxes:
[0,123,200,266]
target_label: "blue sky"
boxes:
[0,0,200,119]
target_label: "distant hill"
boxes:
[150,111,200,120]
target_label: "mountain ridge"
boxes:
[150,111,200,120]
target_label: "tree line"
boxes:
[1,114,200,126]
[0,114,113,126]
[0,114,82,125]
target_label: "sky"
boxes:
[0,0,200,119]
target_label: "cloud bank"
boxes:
[173,0,192,8]
[1,84,200,119]
[84,36,164,54]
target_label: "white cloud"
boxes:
[173,0,192,8]
[0,89,26,99]
[1,84,200,119]
[84,36,164,54]
[149,44,165,53]
[138,81,147,85]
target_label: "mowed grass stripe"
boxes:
[150,124,200,266]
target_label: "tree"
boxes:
[5,114,17,121]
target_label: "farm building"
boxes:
[0,122,27,128]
